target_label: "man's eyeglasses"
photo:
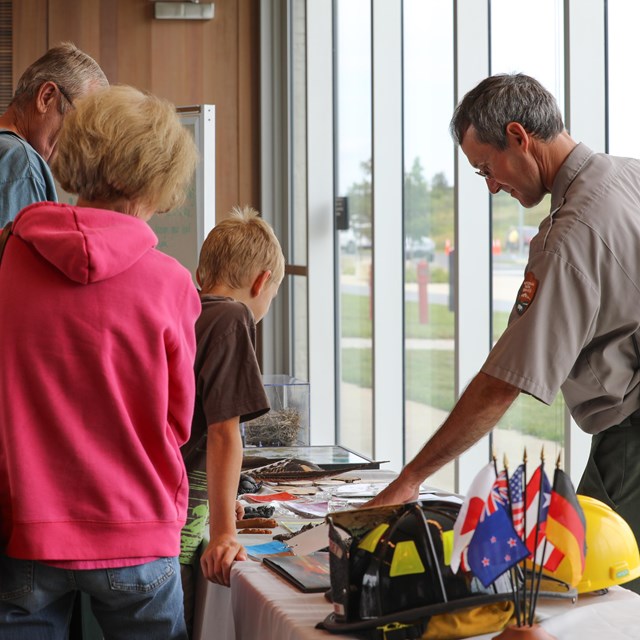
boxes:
[475,168,493,180]
[56,83,74,109]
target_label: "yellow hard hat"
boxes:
[549,495,640,593]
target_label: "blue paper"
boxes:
[245,540,291,558]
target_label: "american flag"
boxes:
[509,464,525,537]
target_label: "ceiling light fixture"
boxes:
[153,2,214,20]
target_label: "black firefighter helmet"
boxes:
[320,500,515,639]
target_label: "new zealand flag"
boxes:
[467,484,530,587]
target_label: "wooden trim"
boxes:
[238,0,261,210]
[285,264,308,277]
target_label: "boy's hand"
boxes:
[235,500,245,520]
[200,533,247,587]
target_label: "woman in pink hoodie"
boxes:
[0,85,199,639]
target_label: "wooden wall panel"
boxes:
[13,0,47,81]
[199,0,240,218]
[238,0,261,211]
[115,1,153,89]
[11,0,260,223]
[49,0,102,63]
[98,0,118,84]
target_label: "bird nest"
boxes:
[244,408,302,447]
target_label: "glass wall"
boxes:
[607,0,640,156]
[403,0,456,490]
[334,0,374,456]
[488,0,565,467]
[282,0,609,489]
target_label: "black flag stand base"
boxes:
[493,623,557,640]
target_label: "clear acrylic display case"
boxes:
[243,375,310,447]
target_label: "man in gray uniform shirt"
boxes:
[370,73,640,593]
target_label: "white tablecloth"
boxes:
[193,558,640,640]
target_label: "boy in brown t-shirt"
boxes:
[180,206,285,633]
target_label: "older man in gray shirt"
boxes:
[0,42,108,226]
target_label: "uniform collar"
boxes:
[550,142,594,211]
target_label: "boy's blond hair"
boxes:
[197,206,285,291]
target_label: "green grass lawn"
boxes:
[340,291,456,340]
[340,292,564,442]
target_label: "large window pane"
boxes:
[608,1,640,156]
[489,0,564,467]
[403,0,456,491]
[335,0,373,456]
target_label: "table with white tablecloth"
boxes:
[192,466,640,640]
[193,556,640,640]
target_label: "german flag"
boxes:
[545,468,586,586]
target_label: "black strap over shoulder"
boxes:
[0,220,13,265]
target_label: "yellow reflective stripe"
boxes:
[389,540,426,577]
[377,622,411,631]
[376,621,413,639]
[442,529,454,566]
[358,523,389,553]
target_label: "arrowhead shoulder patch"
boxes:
[516,271,538,315]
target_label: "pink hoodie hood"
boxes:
[12,202,158,284]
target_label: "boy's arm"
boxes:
[200,416,247,586]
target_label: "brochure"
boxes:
[263,551,331,593]
[281,500,330,518]
[245,540,292,559]
[280,519,324,534]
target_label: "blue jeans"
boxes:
[0,555,188,639]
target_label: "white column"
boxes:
[260,0,290,375]
[371,0,404,470]
[564,0,606,483]
[307,0,337,444]
[454,0,493,492]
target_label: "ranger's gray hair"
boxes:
[450,73,564,149]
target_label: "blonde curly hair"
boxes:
[51,85,198,214]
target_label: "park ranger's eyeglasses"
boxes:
[475,167,494,181]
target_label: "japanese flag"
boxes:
[450,463,496,573]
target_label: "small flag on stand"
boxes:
[508,464,525,537]
[450,462,496,573]
[466,475,529,587]
[524,464,552,561]
[544,467,586,585]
